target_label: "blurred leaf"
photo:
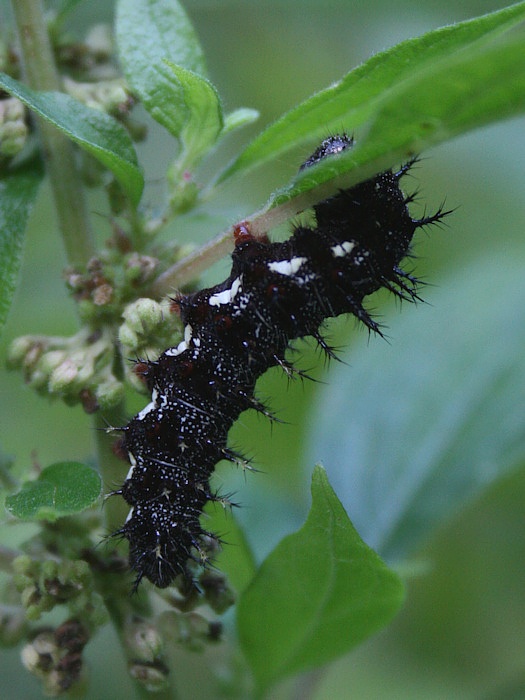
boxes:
[5,462,101,522]
[222,107,259,136]
[0,160,43,334]
[164,61,223,167]
[217,2,525,204]
[237,466,404,693]
[0,73,143,204]
[54,0,84,26]
[308,256,525,562]
[204,501,256,595]
[116,0,206,138]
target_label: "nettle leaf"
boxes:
[237,466,404,694]
[0,73,143,204]
[204,502,256,595]
[217,2,525,199]
[222,108,259,136]
[0,160,43,335]
[164,61,223,168]
[116,0,207,138]
[309,257,525,562]
[5,462,101,522]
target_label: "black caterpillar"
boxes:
[113,135,446,588]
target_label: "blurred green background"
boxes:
[1,0,525,698]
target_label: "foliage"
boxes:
[0,1,525,698]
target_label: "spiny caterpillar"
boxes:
[111,135,447,588]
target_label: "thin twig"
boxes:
[11,0,95,267]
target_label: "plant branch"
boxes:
[150,151,383,296]
[94,408,129,534]
[149,189,319,296]
[11,0,95,268]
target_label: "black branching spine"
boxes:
[113,135,447,588]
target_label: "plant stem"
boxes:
[94,408,129,534]
[11,0,95,267]
[150,173,355,296]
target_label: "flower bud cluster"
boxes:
[9,233,188,410]
[0,96,28,158]
[21,619,89,696]
[7,327,123,413]
[119,297,181,392]
[63,77,134,118]
[65,253,160,322]
[12,555,107,627]
[124,618,169,692]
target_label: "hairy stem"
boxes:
[94,409,129,534]
[11,0,95,267]
[150,170,361,296]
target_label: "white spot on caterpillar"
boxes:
[331,241,355,258]
[125,452,137,480]
[164,340,187,357]
[136,400,155,421]
[209,277,242,307]
[268,257,307,277]
[125,507,134,523]
[164,325,194,358]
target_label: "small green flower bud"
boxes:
[123,298,163,335]
[118,324,139,351]
[12,554,35,577]
[95,376,125,410]
[124,619,164,664]
[48,358,79,393]
[21,641,47,675]
[63,77,132,116]
[84,24,113,60]
[0,97,28,157]
[124,254,158,284]
[41,559,59,581]
[169,176,199,215]
[32,630,57,657]
[7,336,35,366]
[38,350,68,374]
[129,662,169,692]
[20,584,42,611]
[77,299,98,322]
[7,337,45,369]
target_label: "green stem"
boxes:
[94,408,129,534]
[11,0,95,267]
[150,172,352,296]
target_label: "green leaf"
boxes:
[222,108,259,136]
[237,466,404,693]
[218,2,525,193]
[164,61,223,167]
[204,502,257,595]
[5,462,101,522]
[116,0,207,138]
[0,73,143,205]
[308,256,525,562]
[0,160,43,334]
